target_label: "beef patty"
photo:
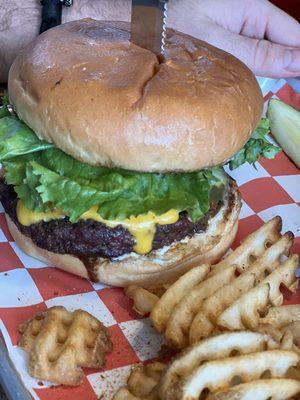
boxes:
[0,180,226,260]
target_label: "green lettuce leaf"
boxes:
[15,162,50,212]
[229,118,280,170]
[0,102,280,223]
[0,114,226,222]
[0,116,53,160]
[10,156,224,223]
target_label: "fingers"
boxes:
[182,19,300,78]
[62,0,300,78]
[193,0,300,49]
[253,1,300,47]
[232,35,300,78]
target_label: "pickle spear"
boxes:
[267,99,300,168]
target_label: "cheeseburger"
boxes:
[0,19,278,287]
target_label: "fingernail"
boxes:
[284,49,300,72]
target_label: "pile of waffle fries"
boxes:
[117,217,300,399]
[115,330,300,399]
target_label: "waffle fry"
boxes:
[165,267,235,348]
[256,323,297,353]
[211,216,282,273]
[283,322,300,348]
[114,331,300,400]
[125,285,170,317]
[125,285,160,316]
[128,362,166,397]
[211,379,300,400]
[114,362,166,400]
[159,331,275,399]
[188,233,296,344]
[147,217,298,348]
[151,264,210,333]
[217,255,298,332]
[19,306,112,386]
[180,350,299,400]
[114,388,140,400]
[260,305,300,328]
[258,305,300,351]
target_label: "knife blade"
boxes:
[130,0,168,56]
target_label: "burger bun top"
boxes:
[8,19,263,172]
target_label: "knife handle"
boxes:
[40,0,73,34]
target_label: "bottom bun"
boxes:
[6,185,241,287]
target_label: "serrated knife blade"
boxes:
[130,0,168,56]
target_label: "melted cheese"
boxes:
[17,201,65,225]
[16,201,179,254]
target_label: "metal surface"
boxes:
[0,337,32,400]
[131,0,168,55]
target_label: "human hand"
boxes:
[0,0,127,83]
[1,0,299,82]
[168,0,300,78]
[0,0,41,82]
[65,0,300,77]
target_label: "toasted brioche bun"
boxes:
[8,19,263,173]
[5,184,241,287]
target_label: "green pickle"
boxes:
[267,99,300,168]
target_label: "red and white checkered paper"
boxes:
[0,78,299,400]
